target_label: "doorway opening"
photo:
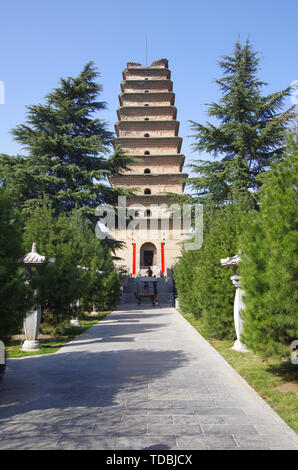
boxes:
[140,242,156,268]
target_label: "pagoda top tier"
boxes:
[123,59,170,81]
[126,59,168,69]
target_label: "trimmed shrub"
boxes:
[239,138,298,358]
[175,205,240,339]
[0,188,29,338]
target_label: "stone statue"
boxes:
[221,255,249,353]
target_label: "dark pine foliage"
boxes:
[239,134,298,358]
[188,39,293,208]
[0,62,132,219]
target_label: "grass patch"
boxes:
[4,311,111,359]
[181,311,298,434]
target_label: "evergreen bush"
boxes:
[0,189,29,338]
[239,136,298,358]
[175,205,239,339]
[23,204,120,330]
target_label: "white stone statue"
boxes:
[221,255,249,353]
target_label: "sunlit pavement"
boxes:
[0,305,297,450]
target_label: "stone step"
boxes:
[123,276,172,294]
[121,292,174,305]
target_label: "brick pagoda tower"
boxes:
[110,59,187,277]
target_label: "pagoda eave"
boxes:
[122,153,185,167]
[125,194,178,205]
[115,120,180,135]
[117,106,177,120]
[119,92,175,106]
[113,137,182,153]
[120,79,173,93]
[109,173,188,184]
[123,68,171,81]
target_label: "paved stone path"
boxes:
[0,305,297,450]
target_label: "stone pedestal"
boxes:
[21,305,42,351]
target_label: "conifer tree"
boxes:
[174,204,238,339]
[23,204,120,329]
[173,247,202,316]
[239,135,298,358]
[0,189,29,338]
[23,205,83,329]
[188,39,293,207]
[67,212,121,312]
[0,62,132,218]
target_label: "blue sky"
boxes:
[0,0,297,173]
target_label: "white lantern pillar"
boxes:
[20,243,55,352]
[221,255,249,353]
[22,304,42,351]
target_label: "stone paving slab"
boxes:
[0,305,297,450]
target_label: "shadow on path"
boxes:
[0,307,188,426]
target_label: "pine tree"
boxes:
[0,189,29,338]
[23,205,121,329]
[0,62,132,219]
[188,39,293,208]
[239,134,298,358]
[67,213,121,312]
[173,247,203,316]
[174,204,238,339]
[23,205,83,329]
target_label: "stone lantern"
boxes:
[220,254,249,353]
[20,243,55,351]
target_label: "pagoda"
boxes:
[109,59,188,277]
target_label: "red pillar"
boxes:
[132,243,136,275]
[161,242,165,274]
